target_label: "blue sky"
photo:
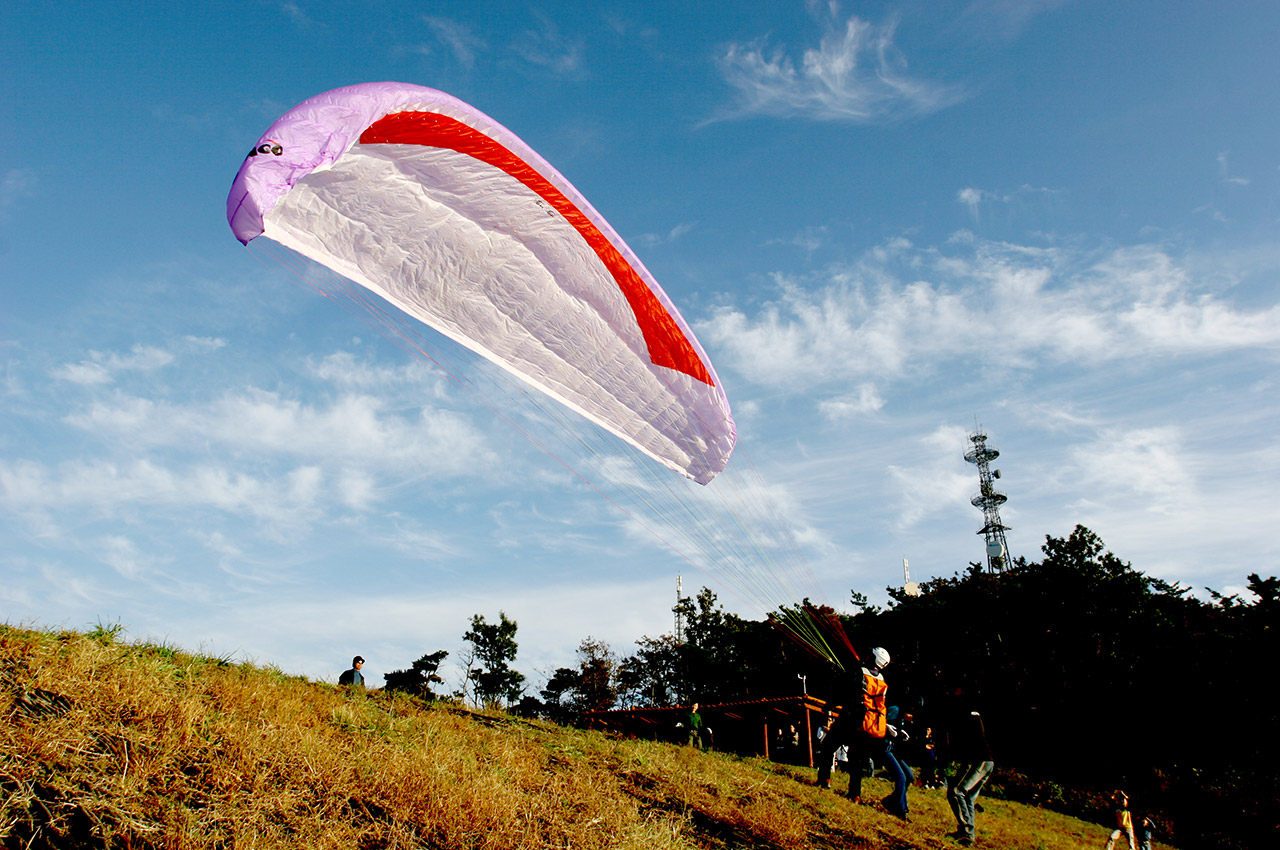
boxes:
[4,1,1278,692]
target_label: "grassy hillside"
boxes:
[2,625,1160,850]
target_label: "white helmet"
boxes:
[870,647,891,670]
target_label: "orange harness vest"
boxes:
[861,670,888,738]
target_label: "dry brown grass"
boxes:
[1,625,1168,849]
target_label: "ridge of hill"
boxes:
[1,625,1155,849]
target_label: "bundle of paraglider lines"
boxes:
[228,82,849,667]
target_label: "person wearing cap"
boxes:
[1105,790,1136,850]
[816,647,909,819]
[338,655,365,689]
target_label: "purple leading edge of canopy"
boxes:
[229,82,490,245]
[227,81,736,483]
[226,80,727,391]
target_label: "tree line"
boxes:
[384,525,1276,849]
[382,612,525,707]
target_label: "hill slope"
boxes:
[2,625,1151,849]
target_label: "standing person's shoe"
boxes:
[880,796,909,820]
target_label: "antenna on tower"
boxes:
[965,426,1012,573]
[675,575,685,644]
[903,556,921,596]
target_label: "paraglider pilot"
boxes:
[816,647,911,820]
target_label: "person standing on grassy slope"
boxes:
[338,655,365,689]
[815,713,838,773]
[884,704,915,815]
[1134,809,1161,850]
[1105,790,1137,850]
[940,683,995,847]
[682,702,705,749]
[816,647,911,820]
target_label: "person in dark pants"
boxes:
[816,647,909,819]
[683,702,705,749]
[940,683,994,847]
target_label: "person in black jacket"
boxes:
[940,683,994,846]
[338,655,365,689]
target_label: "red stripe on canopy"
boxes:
[359,111,714,387]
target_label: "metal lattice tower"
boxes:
[964,429,1012,573]
[674,575,685,644]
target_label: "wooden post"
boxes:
[803,700,815,768]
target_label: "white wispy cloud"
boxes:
[568,443,832,615]
[956,184,1062,220]
[886,424,975,529]
[376,521,462,561]
[51,344,175,385]
[1216,150,1251,186]
[699,237,1280,392]
[764,226,831,255]
[958,188,984,215]
[1053,448,1279,591]
[423,16,486,69]
[0,458,328,530]
[306,350,449,397]
[183,336,227,352]
[635,222,697,248]
[279,2,319,31]
[60,388,496,478]
[5,344,506,538]
[511,13,585,77]
[712,14,966,123]
[408,13,581,78]
[964,0,1070,40]
[818,383,885,420]
[98,534,149,580]
[1066,426,1194,511]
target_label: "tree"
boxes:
[460,612,524,708]
[539,666,581,724]
[619,633,684,708]
[861,526,1263,782]
[616,588,807,708]
[571,636,618,714]
[382,650,448,699]
[605,532,1278,848]
[674,587,749,702]
[538,637,620,724]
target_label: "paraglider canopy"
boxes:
[228,82,735,484]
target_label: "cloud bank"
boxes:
[700,237,1280,392]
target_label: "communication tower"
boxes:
[902,557,921,597]
[964,429,1012,573]
[674,575,685,644]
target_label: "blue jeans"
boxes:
[947,760,994,839]
[880,744,913,815]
